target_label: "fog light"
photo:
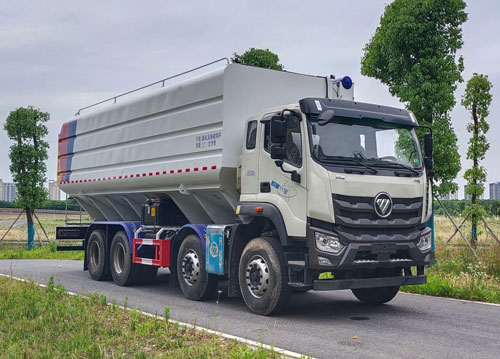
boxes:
[417,232,432,252]
[318,256,333,266]
[315,232,344,254]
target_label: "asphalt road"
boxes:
[1,259,499,359]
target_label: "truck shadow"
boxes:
[149,271,415,322]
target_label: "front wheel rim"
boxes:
[182,249,200,286]
[245,255,270,298]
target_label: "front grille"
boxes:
[333,194,423,242]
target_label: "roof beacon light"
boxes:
[341,76,353,90]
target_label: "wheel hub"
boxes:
[182,250,200,286]
[246,255,270,298]
[113,243,125,274]
[89,240,100,269]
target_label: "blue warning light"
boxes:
[341,76,353,90]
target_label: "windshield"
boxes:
[309,117,423,170]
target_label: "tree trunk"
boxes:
[471,104,478,248]
[471,161,477,247]
[26,208,35,251]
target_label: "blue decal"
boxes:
[270,180,297,201]
[205,225,226,275]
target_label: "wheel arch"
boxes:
[169,224,207,287]
[236,202,290,246]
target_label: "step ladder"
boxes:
[132,227,178,267]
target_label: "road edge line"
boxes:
[0,273,310,359]
[401,290,500,307]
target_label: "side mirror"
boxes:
[424,133,433,158]
[270,115,286,143]
[271,145,286,160]
[317,110,335,126]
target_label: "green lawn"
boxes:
[0,276,283,359]
[401,245,500,303]
[0,243,84,260]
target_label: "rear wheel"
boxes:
[177,235,218,300]
[352,286,400,305]
[86,229,109,281]
[239,237,291,316]
[110,231,142,286]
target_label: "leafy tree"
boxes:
[462,74,492,245]
[361,0,467,196]
[231,48,284,70]
[4,107,49,250]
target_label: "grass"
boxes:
[0,243,84,260]
[0,276,284,359]
[401,216,500,303]
[0,213,85,260]
[0,212,91,243]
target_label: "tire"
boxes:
[352,286,400,305]
[177,234,218,301]
[110,231,142,286]
[239,237,291,316]
[140,266,158,284]
[86,229,109,281]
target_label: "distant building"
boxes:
[464,184,484,200]
[490,182,500,200]
[0,179,3,201]
[2,182,17,202]
[48,180,61,200]
[442,191,458,200]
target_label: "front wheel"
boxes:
[177,235,218,301]
[239,237,291,316]
[352,286,400,305]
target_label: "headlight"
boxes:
[315,232,344,254]
[417,232,432,252]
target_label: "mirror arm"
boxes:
[416,124,432,136]
[281,109,301,121]
[274,160,301,183]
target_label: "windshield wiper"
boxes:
[371,160,420,176]
[320,157,378,174]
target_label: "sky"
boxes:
[1,0,499,199]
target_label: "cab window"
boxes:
[264,115,302,167]
[246,120,257,149]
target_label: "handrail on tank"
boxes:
[75,57,230,116]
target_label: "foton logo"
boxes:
[374,193,393,218]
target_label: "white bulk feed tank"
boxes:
[58,62,347,224]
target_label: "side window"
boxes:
[285,116,302,167]
[264,121,271,153]
[263,115,302,167]
[246,120,257,149]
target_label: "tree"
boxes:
[4,107,49,250]
[462,74,492,245]
[232,48,284,71]
[361,0,467,196]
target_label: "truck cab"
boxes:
[235,97,432,313]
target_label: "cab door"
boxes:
[257,112,308,237]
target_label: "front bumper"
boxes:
[307,222,431,270]
[314,274,426,290]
